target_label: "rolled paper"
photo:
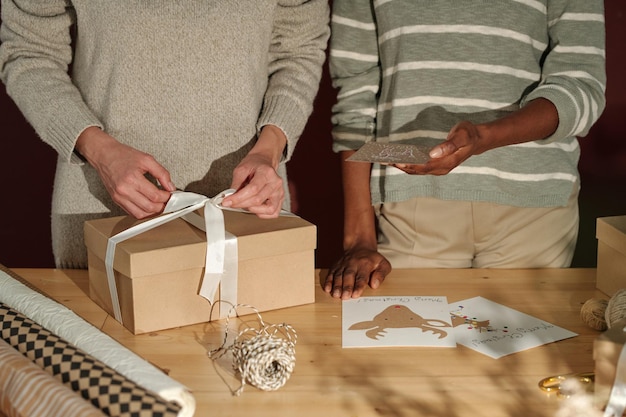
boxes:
[0,302,182,417]
[0,268,196,417]
[0,338,106,417]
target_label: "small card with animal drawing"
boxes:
[342,296,456,348]
[347,142,431,165]
[450,297,578,359]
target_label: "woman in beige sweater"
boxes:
[0,1,330,268]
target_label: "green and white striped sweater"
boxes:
[329,0,606,208]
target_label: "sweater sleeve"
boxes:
[521,0,606,142]
[0,0,103,164]
[328,0,380,153]
[256,0,330,162]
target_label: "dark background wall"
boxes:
[1,2,625,269]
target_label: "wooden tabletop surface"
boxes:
[11,267,605,417]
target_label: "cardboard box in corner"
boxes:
[84,211,317,334]
[596,216,626,297]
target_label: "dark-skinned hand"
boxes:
[324,247,392,299]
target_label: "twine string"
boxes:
[208,304,297,396]
[581,289,626,331]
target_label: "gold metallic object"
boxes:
[538,372,595,398]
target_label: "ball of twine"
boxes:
[209,304,297,396]
[606,288,626,329]
[580,298,609,331]
[232,327,296,393]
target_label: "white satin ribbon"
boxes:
[604,324,626,417]
[181,210,239,317]
[104,189,240,323]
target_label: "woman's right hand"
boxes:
[323,246,392,300]
[75,127,175,218]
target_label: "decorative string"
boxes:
[580,298,609,331]
[581,290,626,331]
[208,304,297,396]
[606,289,626,329]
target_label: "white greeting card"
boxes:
[342,296,456,348]
[449,296,578,359]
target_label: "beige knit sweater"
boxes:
[0,0,330,268]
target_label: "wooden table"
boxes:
[11,267,604,417]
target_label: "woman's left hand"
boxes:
[223,153,285,218]
[221,125,287,218]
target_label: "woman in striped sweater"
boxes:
[325,0,606,299]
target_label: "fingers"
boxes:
[393,121,483,176]
[79,130,175,219]
[101,151,173,219]
[227,182,284,217]
[117,196,161,220]
[429,140,458,159]
[324,255,391,299]
[393,163,430,175]
[324,268,366,300]
[393,161,453,176]
[147,158,177,193]
[108,173,172,219]
[393,146,465,176]
[223,162,284,217]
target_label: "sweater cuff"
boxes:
[45,105,103,165]
[257,95,310,162]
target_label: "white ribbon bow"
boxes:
[604,325,626,417]
[104,189,240,323]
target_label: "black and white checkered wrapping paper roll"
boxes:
[0,302,181,417]
[0,266,195,416]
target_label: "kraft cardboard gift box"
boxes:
[596,216,626,296]
[84,211,317,334]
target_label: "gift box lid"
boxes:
[597,216,626,256]
[84,211,317,278]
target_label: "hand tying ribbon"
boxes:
[104,189,244,324]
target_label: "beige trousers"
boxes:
[377,193,579,269]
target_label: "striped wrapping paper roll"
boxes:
[0,338,106,417]
[0,267,195,417]
[0,302,182,417]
